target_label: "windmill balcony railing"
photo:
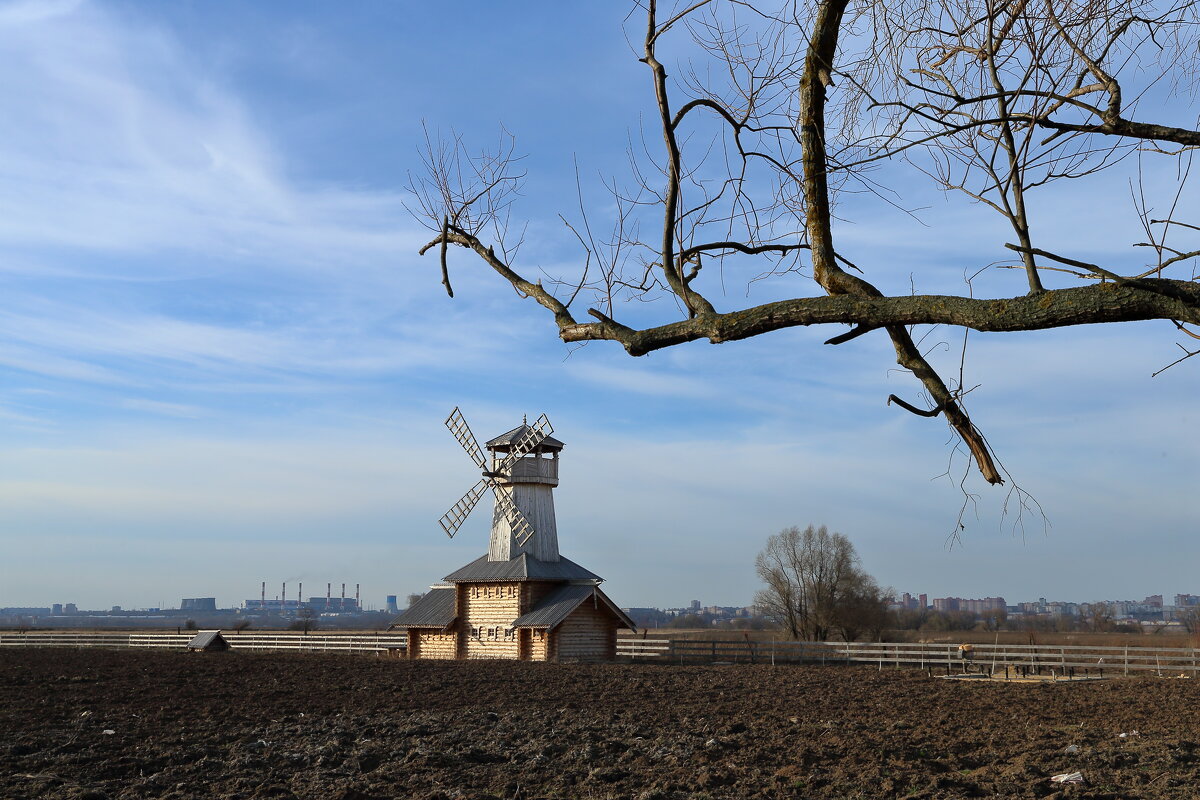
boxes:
[497,455,558,481]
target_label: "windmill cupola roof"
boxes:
[486,424,564,452]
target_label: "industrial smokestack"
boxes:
[261,581,265,608]
[341,583,345,605]
[356,583,360,610]
[298,582,302,610]
[326,582,331,609]
[282,582,286,610]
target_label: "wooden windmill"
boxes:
[390,408,636,662]
[438,407,562,563]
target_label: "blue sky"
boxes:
[1,0,1196,611]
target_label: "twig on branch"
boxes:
[887,394,944,417]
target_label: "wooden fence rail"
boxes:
[615,636,1200,676]
[0,631,407,654]
[5,631,1196,675]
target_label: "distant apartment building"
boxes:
[933,597,1006,613]
[891,592,925,611]
[1176,594,1200,607]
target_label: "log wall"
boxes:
[461,582,522,660]
[520,581,559,612]
[530,629,549,661]
[409,629,459,660]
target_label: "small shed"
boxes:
[392,587,460,660]
[186,630,230,652]
[512,583,636,662]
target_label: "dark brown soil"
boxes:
[3,649,1199,799]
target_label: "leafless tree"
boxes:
[411,0,1200,501]
[1082,601,1117,632]
[289,607,319,634]
[753,524,880,640]
[1177,604,1200,635]
[834,574,892,641]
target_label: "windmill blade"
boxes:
[497,413,553,474]
[445,406,486,468]
[492,485,536,545]
[438,478,489,538]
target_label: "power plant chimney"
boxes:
[282,582,286,611]
[326,582,331,609]
[355,583,360,611]
[261,581,265,609]
[298,582,303,610]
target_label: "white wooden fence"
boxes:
[0,631,407,654]
[616,636,1200,677]
[6,631,1195,675]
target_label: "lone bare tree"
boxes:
[1178,604,1200,635]
[754,524,885,640]
[411,1,1200,501]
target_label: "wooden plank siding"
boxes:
[554,601,617,662]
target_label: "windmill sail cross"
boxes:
[437,409,563,562]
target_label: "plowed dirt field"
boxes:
[2,648,1199,799]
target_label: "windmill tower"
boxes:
[390,408,636,662]
[439,409,564,562]
[485,422,564,561]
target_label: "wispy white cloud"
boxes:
[565,362,717,398]
[0,1,411,268]
[119,398,207,419]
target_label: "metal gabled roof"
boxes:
[442,553,601,583]
[186,630,229,651]
[511,584,637,631]
[485,424,564,451]
[389,587,457,629]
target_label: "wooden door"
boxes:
[518,628,531,660]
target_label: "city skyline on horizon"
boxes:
[9,585,1200,615]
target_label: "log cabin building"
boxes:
[392,418,635,662]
